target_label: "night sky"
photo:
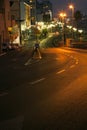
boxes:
[50,0,87,16]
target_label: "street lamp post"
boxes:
[69,4,74,39]
[59,12,67,45]
[69,4,74,26]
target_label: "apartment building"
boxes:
[0,0,11,51]
[36,0,53,22]
[23,0,53,23]
[25,0,37,25]
[10,0,31,44]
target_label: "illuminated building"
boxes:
[9,0,31,44]
[0,0,11,51]
[25,0,37,25]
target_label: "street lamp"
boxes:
[69,4,74,39]
[69,4,74,25]
[59,12,67,45]
[59,12,67,22]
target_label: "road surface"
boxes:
[0,48,87,129]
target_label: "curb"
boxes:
[62,47,87,53]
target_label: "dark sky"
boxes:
[50,0,87,16]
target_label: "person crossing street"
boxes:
[31,39,42,59]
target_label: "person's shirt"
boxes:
[34,42,39,48]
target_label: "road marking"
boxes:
[56,69,65,74]
[25,58,32,66]
[76,60,79,64]
[70,65,75,68]
[25,58,41,66]
[0,92,8,97]
[30,78,45,85]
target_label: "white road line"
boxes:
[25,58,41,66]
[25,59,32,66]
[56,69,65,74]
[30,78,46,85]
[70,65,75,68]
[0,92,8,97]
[76,60,79,64]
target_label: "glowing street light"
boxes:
[59,12,67,45]
[60,13,67,18]
[59,12,67,22]
[69,4,74,24]
[69,4,74,16]
[69,4,75,38]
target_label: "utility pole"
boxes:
[19,0,22,45]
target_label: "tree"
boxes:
[74,10,82,28]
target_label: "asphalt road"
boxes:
[0,47,87,129]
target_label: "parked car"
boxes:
[2,43,9,51]
[9,43,19,50]
[2,43,19,52]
